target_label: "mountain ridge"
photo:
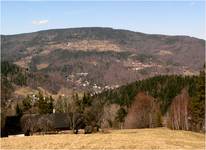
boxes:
[1,27,205,95]
[2,27,205,40]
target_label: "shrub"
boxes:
[84,126,93,134]
[37,115,54,133]
[20,115,38,135]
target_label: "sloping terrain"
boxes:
[1,128,204,149]
[1,27,205,95]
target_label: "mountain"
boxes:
[1,27,205,95]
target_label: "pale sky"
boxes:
[1,1,205,39]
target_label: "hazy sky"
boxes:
[1,1,205,39]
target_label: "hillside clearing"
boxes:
[1,128,205,149]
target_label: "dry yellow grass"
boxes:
[1,128,205,149]
[14,87,36,97]
[36,63,49,70]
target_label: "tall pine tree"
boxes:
[190,67,205,131]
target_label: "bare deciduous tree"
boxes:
[124,92,161,128]
[167,89,189,130]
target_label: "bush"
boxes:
[21,114,54,135]
[84,126,93,134]
[37,115,54,132]
[20,115,38,135]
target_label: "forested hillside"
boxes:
[1,65,205,135]
[90,71,205,132]
[1,62,27,106]
[1,27,205,96]
[95,75,197,112]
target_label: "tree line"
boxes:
[15,70,205,132]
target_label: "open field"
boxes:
[1,128,205,149]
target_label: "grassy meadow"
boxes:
[1,128,205,149]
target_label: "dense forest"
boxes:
[1,61,27,106]
[90,71,204,131]
[95,75,198,112]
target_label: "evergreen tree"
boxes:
[22,96,32,112]
[190,68,205,131]
[37,92,54,114]
[16,103,23,116]
[115,107,127,129]
[115,107,127,123]
[82,92,92,106]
